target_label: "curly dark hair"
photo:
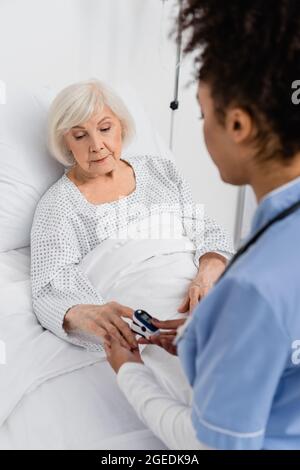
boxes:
[176,0,300,162]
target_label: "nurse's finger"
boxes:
[137,337,151,345]
[137,334,175,346]
[145,336,165,348]
[153,334,176,343]
[151,318,186,329]
[155,330,177,336]
[161,338,177,355]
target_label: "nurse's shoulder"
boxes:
[230,212,300,333]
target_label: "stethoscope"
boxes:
[217,199,300,282]
[174,198,300,345]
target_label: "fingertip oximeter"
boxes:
[131,309,160,339]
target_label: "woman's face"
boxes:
[64,105,123,177]
[197,81,254,185]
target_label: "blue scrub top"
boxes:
[178,177,300,450]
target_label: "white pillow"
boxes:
[0,81,173,252]
[0,83,63,253]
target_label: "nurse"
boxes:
[105,0,300,450]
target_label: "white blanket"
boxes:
[0,218,197,449]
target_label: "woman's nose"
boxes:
[90,144,104,153]
[89,135,104,152]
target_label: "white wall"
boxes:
[0,0,238,238]
[235,186,257,246]
[171,54,238,236]
[0,0,83,88]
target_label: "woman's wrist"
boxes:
[199,251,227,267]
[63,304,80,333]
[195,252,227,287]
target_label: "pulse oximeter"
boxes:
[131,309,160,339]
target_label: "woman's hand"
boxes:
[137,318,186,356]
[178,252,227,314]
[104,337,143,373]
[63,301,138,350]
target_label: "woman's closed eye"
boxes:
[74,127,111,140]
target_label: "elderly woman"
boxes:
[30,79,233,352]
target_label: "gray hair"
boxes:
[47,78,136,166]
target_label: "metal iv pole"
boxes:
[168,0,182,150]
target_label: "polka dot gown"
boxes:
[30,155,234,352]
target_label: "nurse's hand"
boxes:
[177,252,227,314]
[137,318,186,356]
[63,301,138,351]
[104,337,143,373]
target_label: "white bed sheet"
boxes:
[0,246,30,285]
[0,247,167,450]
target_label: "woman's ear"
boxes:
[225,108,253,144]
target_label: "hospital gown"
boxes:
[30,155,234,351]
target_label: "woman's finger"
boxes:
[102,333,112,347]
[109,336,127,352]
[94,311,131,349]
[177,295,190,313]
[189,297,200,313]
[104,322,131,349]
[103,342,111,357]
[113,302,134,318]
[189,288,201,312]
[112,316,138,349]
[85,322,111,344]
[201,286,211,298]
